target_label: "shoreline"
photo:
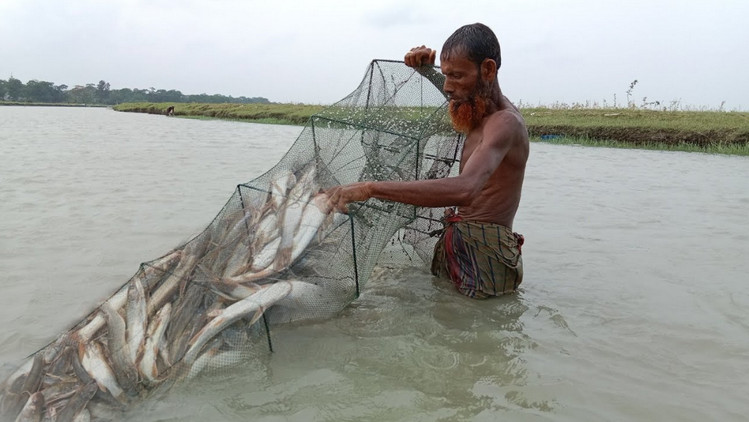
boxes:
[109,102,748,156]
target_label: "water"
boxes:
[1,106,748,421]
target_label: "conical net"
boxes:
[0,60,460,421]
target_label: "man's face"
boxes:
[440,53,488,133]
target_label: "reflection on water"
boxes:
[2,107,749,421]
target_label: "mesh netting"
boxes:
[0,60,460,421]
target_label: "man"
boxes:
[326,23,529,299]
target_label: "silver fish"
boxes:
[139,303,172,383]
[76,284,128,343]
[100,303,139,395]
[249,236,281,272]
[148,253,198,317]
[277,193,337,268]
[183,281,292,364]
[126,278,148,366]
[78,342,124,400]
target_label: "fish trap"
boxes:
[0,60,460,422]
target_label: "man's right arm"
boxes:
[404,46,446,98]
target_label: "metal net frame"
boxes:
[0,60,460,421]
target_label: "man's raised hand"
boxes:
[404,46,436,68]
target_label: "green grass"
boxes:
[112,102,749,155]
[112,102,324,125]
[531,135,749,156]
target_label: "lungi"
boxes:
[431,212,524,299]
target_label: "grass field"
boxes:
[112,102,749,155]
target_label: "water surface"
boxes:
[1,106,747,421]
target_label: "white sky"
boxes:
[1,0,747,110]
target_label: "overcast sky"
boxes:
[1,0,747,110]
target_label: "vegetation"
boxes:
[113,102,325,125]
[0,77,269,105]
[113,102,749,155]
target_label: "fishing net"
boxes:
[0,60,461,421]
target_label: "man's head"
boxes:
[441,23,501,71]
[440,23,501,133]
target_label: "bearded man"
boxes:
[326,23,529,298]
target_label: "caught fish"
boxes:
[54,382,97,422]
[139,303,172,383]
[183,281,292,365]
[278,193,338,267]
[249,236,281,272]
[126,278,148,366]
[14,391,43,422]
[269,171,296,210]
[100,303,139,396]
[78,342,124,400]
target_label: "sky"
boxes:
[1,0,748,110]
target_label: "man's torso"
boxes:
[456,101,529,227]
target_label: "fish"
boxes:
[205,272,260,301]
[222,239,253,279]
[100,303,139,396]
[183,281,292,365]
[54,382,97,422]
[126,278,148,366]
[279,193,338,267]
[73,250,182,344]
[252,212,279,249]
[249,236,281,272]
[269,171,296,210]
[75,284,128,343]
[78,341,124,400]
[13,391,44,422]
[223,193,337,285]
[0,353,45,420]
[164,283,205,364]
[147,253,197,317]
[139,303,172,383]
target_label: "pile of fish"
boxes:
[0,164,347,422]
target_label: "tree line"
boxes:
[0,77,270,105]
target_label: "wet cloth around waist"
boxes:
[431,214,524,298]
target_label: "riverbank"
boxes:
[113,102,749,155]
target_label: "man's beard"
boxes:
[448,82,491,133]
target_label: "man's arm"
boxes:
[326,112,521,213]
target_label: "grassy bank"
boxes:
[113,102,325,125]
[113,102,749,155]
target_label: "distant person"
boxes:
[326,23,529,299]
[166,106,175,116]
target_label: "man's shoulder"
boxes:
[484,107,528,143]
[488,107,526,129]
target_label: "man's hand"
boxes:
[325,182,372,214]
[404,45,436,68]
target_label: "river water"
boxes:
[1,106,747,421]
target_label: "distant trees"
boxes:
[0,77,270,105]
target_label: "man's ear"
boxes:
[480,58,497,82]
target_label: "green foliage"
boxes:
[114,102,748,155]
[0,77,270,105]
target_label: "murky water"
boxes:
[1,106,748,421]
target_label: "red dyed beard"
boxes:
[448,93,488,134]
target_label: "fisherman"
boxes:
[326,23,529,299]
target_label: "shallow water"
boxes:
[1,107,748,421]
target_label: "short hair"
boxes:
[441,23,501,69]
